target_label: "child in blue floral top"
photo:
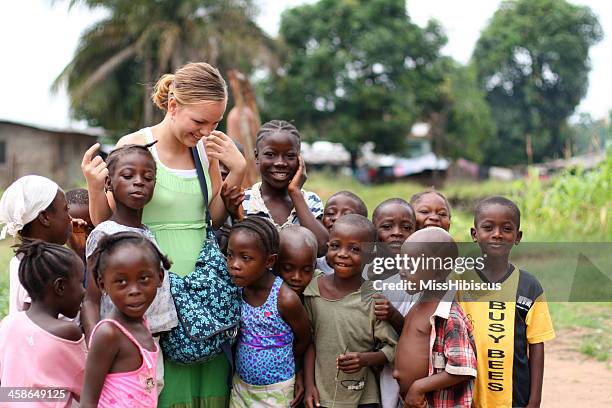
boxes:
[227,217,311,407]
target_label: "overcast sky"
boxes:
[0,0,609,130]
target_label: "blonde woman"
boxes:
[82,62,245,407]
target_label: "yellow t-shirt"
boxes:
[455,265,555,408]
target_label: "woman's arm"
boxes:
[80,324,119,408]
[288,157,329,257]
[278,284,312,359]
[526,342,545,408]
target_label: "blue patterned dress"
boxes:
[236,276,295,385]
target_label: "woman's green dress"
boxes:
[143,144,230,408]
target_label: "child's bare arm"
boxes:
[303,343,320,408]
[80,257,102,342]
[287,156,329,257]
[81,144,112,226]
[337,351,388,373]
[80,324,120,407]
[278,284,312,358]
[526,342,545,408]
[405,372,472,406]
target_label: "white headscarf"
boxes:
[0,175,60,239]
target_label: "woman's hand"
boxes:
[288,155,307,194]
[81,143,108,191]
[220,183,245,220]
[204,131,246,172]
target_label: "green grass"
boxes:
[549,303,612,362]
[0,238,15,318]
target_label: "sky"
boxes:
[0,0,609,130]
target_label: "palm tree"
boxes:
[53,0,276,136]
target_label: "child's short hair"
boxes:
[106,142,158,177]
[474,196,521,227]
[231,216,280,256]
[326,191,368,217]
[65,188,89,206]
[15,239,80,302]
[255,120,301,149]
[333,214,377,242]
[410,190,451,217]
[279,225,318,256]
[88,231,171,286]
[372,198,414,221]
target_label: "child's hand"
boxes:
[373,293,399,321]
[288,155,307,194]
[291,370,304,407]
[304,384,320,408]
[337,352,365,374]
[405,381,427,408]
[68,218,88,258]
[81,143,108,191]
[220,183,245,220]
[204,131,246,172]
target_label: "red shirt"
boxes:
[427,295,477,407]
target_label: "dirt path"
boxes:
[542,329,612,407]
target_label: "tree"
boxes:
[260,0,448,167]
[436,64,496,163]
[472,0,602,165]
[54,0,275,136]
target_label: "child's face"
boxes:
[255,132,299,190]
[45,190,73,245]
[413,193,450,231]
[326,223,371,279]
[471,204,522,258]
[322,195,363,230]
[373,203,416,254]
[170,99,226,147]
[227,230,276,288]
[277,239,316,294]
[107,153,156,210]
[60,256,86,318]
[99,244,163,319]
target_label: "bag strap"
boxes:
[191,147,212,229]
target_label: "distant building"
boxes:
[0,120,101,189]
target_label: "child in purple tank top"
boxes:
[227,217,312,407]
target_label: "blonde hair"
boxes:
[151,62,227,111]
